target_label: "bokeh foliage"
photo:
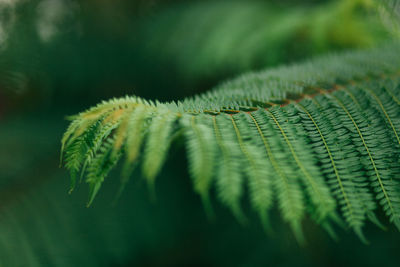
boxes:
[1,0,387,110]
[1,0,400,266]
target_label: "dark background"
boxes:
[0,0,399,266]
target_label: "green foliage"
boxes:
[3,115,400,267]
[182,114,217,213]
[378,0,400,36]
[0,0,387,107]
[134,0,387,88]
[62,43,400,242]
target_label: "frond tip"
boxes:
[61,43,400,242]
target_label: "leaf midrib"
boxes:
[330,93,396,218]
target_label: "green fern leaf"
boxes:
[246,110,306,242]
[212,114,246,221]
[61,43,400,241]
[86,137,121,206]
[142,107,178,192]
[378,0,400,37]
[232,113,274,229]
[181,114,217,215]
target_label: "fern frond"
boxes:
[328,88,400,229]
[267,107,337,226]
[134,0,386,88]
[118,105,152,193]
[295,97,374,241]
[142,107,177,189]
[64,121,102,192]
[62,43,400,241]
[246,110,306,242]
[212,114,246,221]
[86,137,121,206]
[182,114,217,214]
[80,122,119,182]
[378,0,400,37]
[231,113,274,228]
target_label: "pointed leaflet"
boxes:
[212,114,246,222]
[181,114,217,213]
[249,110,306,242]
[266,107,336,223]
[295,98,372,241]
[142,107,178,186]
[86,137,122,206]
[328,89,400,229]
[231,113,274,228]
[118,106,152,193]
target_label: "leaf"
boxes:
[378,0,400,37]
[62,43,400,241]
[181,114,217,215]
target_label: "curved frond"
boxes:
[61,43,400,241]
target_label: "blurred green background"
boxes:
[1,0,400,266]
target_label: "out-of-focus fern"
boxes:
[378,0,400,36]
[0,0,387,106]
[134,0,387,88]
[62,43,400,242]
